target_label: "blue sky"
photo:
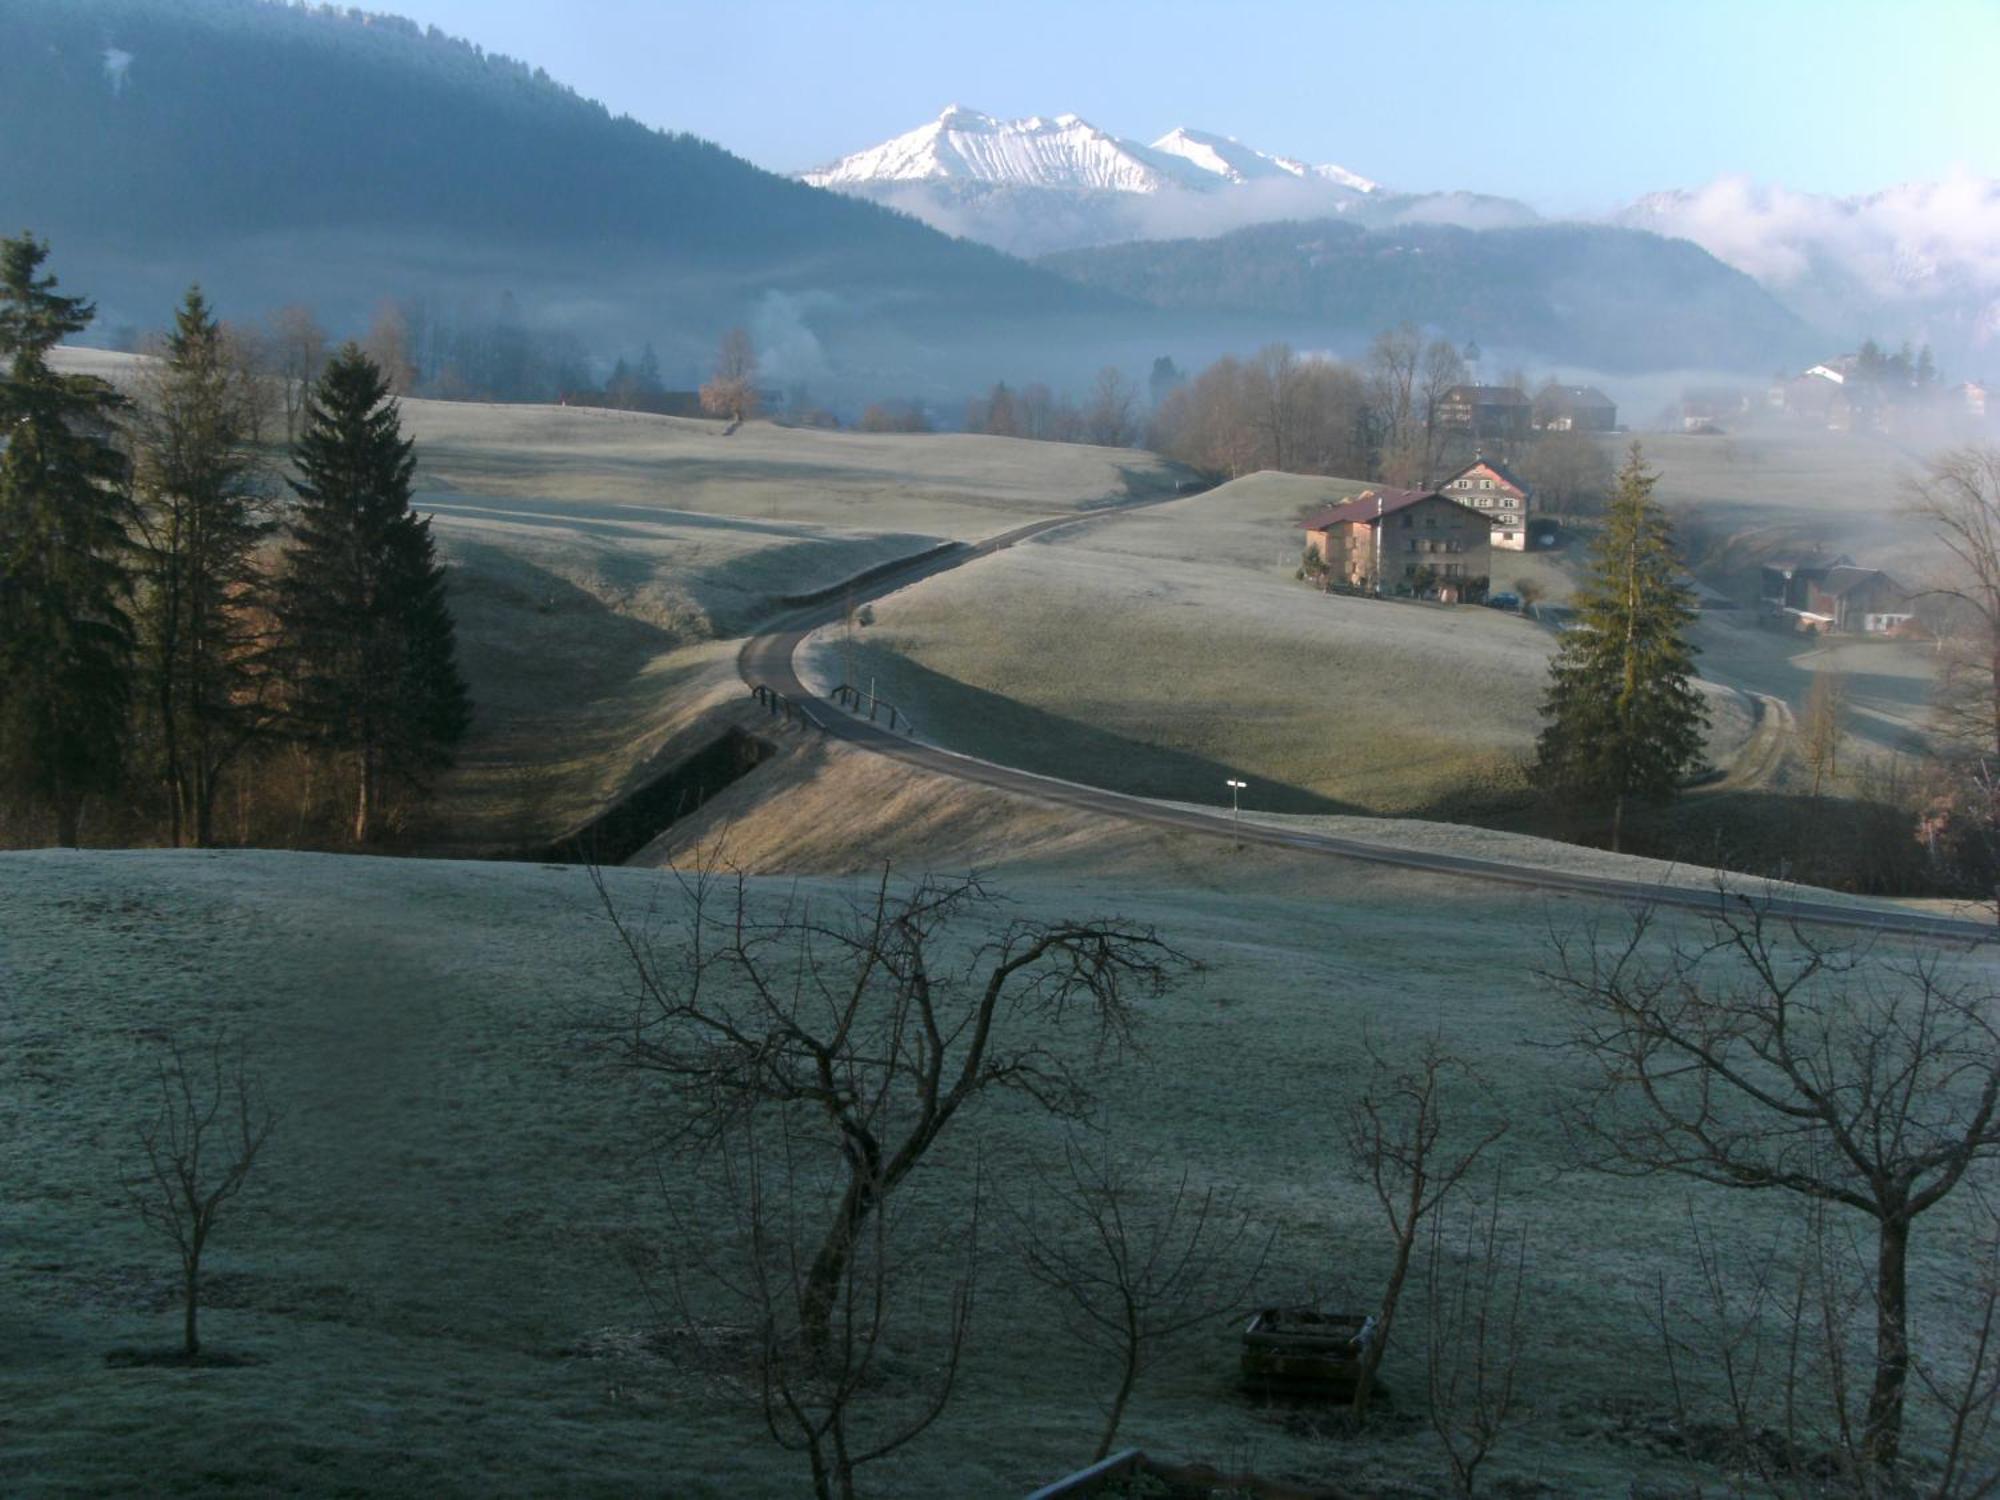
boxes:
[379,0,1996,211]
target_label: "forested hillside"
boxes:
[1042,217,1813,373]
[0,0,1119,386]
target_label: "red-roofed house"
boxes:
[1301,488,1492,599]
[1437,455,1533,551]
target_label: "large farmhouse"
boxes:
[1759,557,1913,633]
[1437,456,1533,551]
[1436,385,1532,440]
[1532,385,1618,433]
[1302,487,1493,599]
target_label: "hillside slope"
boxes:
[0,0,1120,386]
[1042,217,1812,372]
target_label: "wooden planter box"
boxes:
[1239,1307,1373,1400]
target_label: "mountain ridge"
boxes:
[809,107,1999,362]
[802,105,1378,198]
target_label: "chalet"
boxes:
[1760,556,1912,633]
[1961,382,1990,422]
[1437,455,1533,551]
[1532,385,1618,433]
[1301,487,1492,600]
[1437,385,1532,440]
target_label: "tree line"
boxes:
[0,235,470,849]
[1149,327,1614,508]
[945,327,1616,509]
[962,366,1144,448]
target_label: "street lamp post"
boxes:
[1226,778,1247,823]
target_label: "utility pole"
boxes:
[1373,489,1384,597]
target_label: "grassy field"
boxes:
[801,472,1751,818]
[401,401,1181,850]
[1630,427,1942,592]
[3,821,1993,1497]
[52,349,1185,851]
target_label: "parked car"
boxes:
[1487,591,1521,612]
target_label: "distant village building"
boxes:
[1531,384,1618,433]
[1759,556,1912,634]
[1301,487,1493,600]
[1437,385,1532,440]
[1678,387,1753,433]
[1781,366,1875,431]
[1437,455,1533,551]
[1960,381,1990,422]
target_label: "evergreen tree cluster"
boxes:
[0,234,470,848]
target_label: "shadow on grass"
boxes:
[442,541,681,725]
[690,532,939,635]
[1466,786,1948,898]
[105,1348,264,1369]
[848,649,1358,817]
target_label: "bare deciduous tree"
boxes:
[1018,1133,1270,1459]
[1913,1193,2000,1499]
[1423,1183,1530,1497]
[361,300,417,396]
[1803,670,1849,799]
[265,303,327,442]
[1413,339,1469,489]
[1344,1033,1508,1418]
[599,862,1192,1353]
[1908,447,2000,761]
[1245,343,1304,474]
[700,326,760,424]
[1367,322,1421,472]
[128,1037,278,1358]
[1515,428,1614,519]
[1546,896,2000,1469]
[667,1116,977,1500]
[1084,367,1136,448]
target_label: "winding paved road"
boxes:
[737,506,1995,944]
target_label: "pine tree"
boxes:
[1532,444,1707,851]
[274,345,469,843]
[132,286,277,847]
[0,234,135,845]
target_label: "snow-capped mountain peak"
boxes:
[803,106,1194,194]
[1147,126,1377,194]
[802,108,1377,199]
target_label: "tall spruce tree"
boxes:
[0,234,135,846]
[1532,443,1707,850]
[275,345,469,843]
[133,287,275,847]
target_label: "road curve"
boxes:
[737,508,1994,945]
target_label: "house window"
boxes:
[1400,515,1413,528]
[1481,479,1494,489]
